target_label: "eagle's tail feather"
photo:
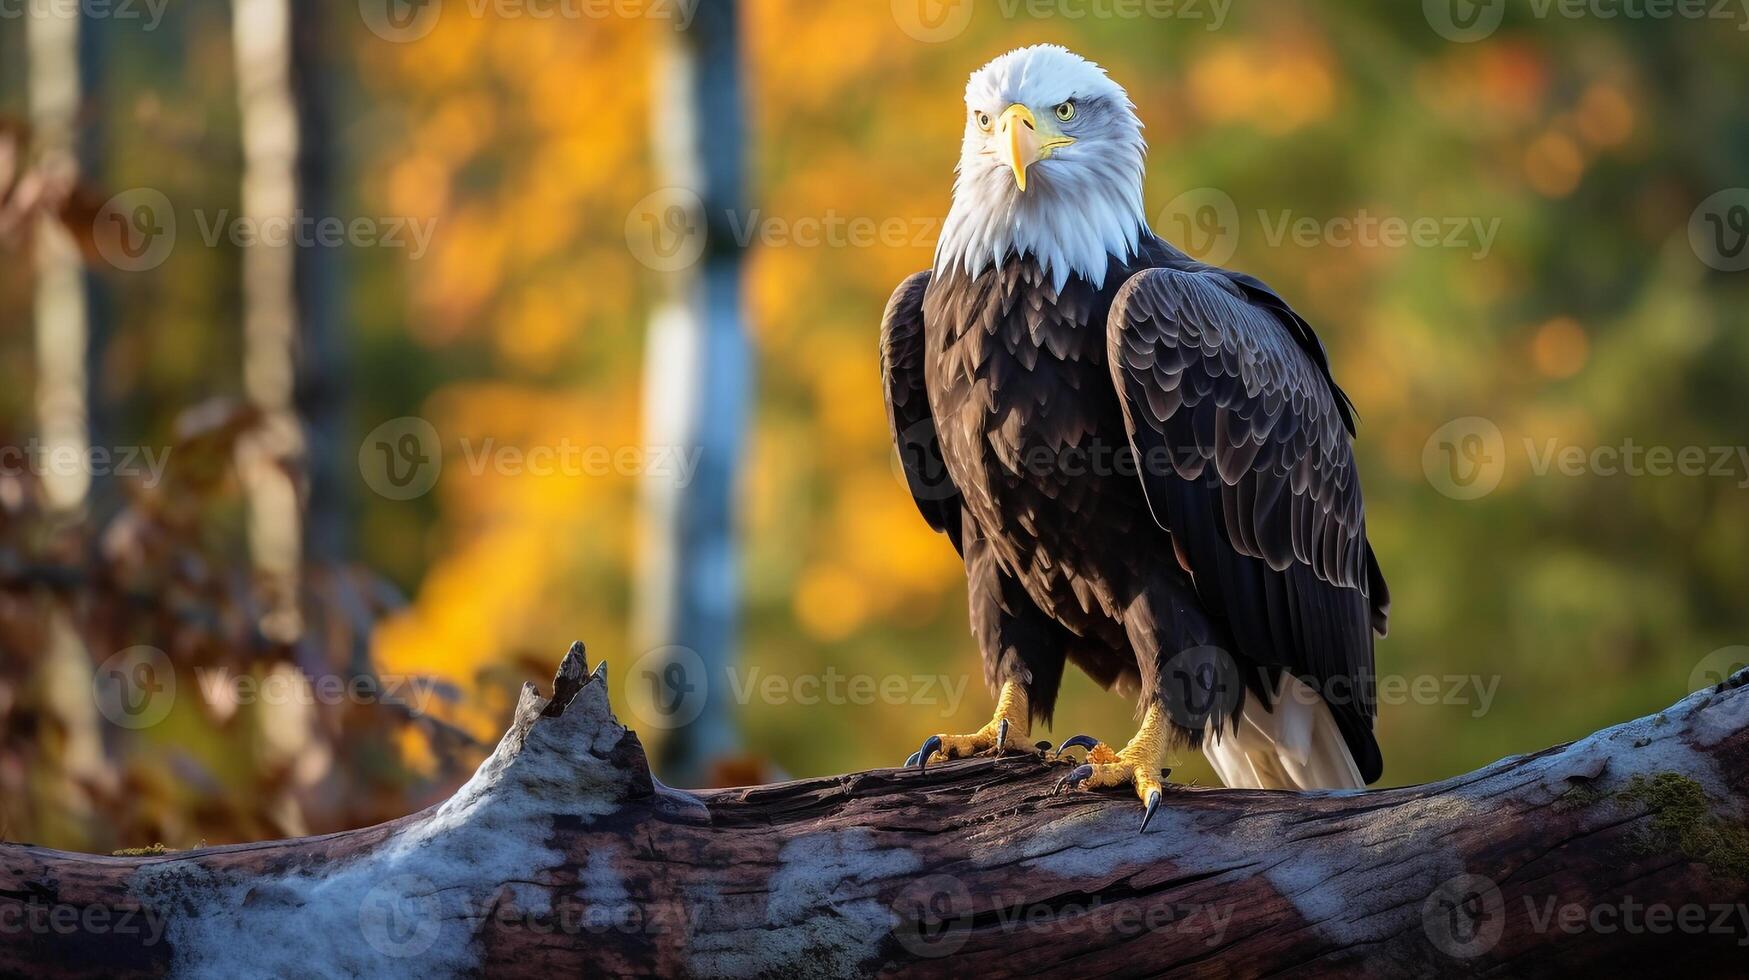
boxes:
[1201,675,1364,790]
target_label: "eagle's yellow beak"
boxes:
[997,104,1075,192]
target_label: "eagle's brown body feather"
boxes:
[883,234,1390,781]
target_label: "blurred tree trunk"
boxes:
[77,15,114,521]
[290,0,347,572]
[232,0,313,646]
[636,1,751,786]
[232,0,326,839]
[25,0,111,848]
[27,1,94,515]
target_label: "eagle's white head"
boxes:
[935,45,1149,293]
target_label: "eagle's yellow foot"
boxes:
[1053,734,1123,765]
[908,680,1040,772]
[1054,704,1173,834]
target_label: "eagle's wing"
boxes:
[882,270,963,554]
[1106,265,1388,782]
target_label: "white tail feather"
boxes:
[1201,675,1364,790]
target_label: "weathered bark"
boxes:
[2,643,1746,978]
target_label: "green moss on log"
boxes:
[1617,773,1749,881]
[1554,781,1607,813]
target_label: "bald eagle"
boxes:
[887,45,1389,823]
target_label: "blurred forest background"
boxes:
[1,0,1746,852]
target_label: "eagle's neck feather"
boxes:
[934,147,1148,294]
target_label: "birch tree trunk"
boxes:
[27,0,91,515]
[232,0,307,644]
[24,0,112,849]
[231,0,327,839]
[635,0,751,785]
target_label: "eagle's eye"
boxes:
[1055,101,1076,122]
[975,111,993,132]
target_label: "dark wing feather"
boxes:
[881,270,964,554]
[1107,266,1387,782]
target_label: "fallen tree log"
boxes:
[3,642,1747,978]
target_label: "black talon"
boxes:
[915,735,943,773]
[1054,763,1094,794]
[903,750,922,768]
[1035,740,1053,752]
[1055,734,1101,759]
[995,718,1010,755]
[1140,788,1163,834]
